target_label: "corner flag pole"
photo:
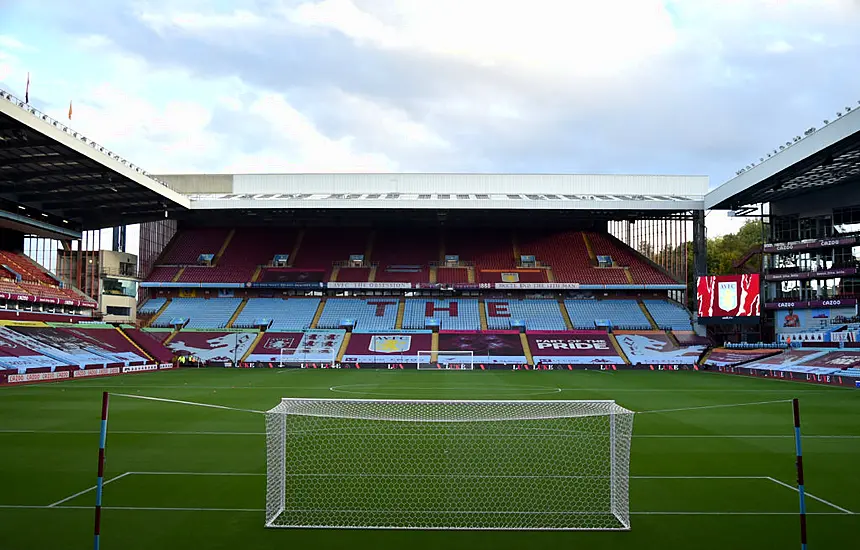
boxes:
[792,398,808,550]
[94,391,110,550]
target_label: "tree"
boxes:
[707,219,765,275]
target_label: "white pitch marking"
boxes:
[765,477,855,514]
[48,471,132,507]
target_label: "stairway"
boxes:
[478,300,489,331]
[310,298,327,329]
[240,332,265,363]
[226,298,249,328]
[519,333,534,366]
[638,301,659,330]
[558,299,574,330]
[609,334,631,365]
[147,298,172,328]
[395,299,406,330]
[289,229,305,267]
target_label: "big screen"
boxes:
[696,274,760,321]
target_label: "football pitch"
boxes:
[1,368,858,549]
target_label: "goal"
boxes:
[275,348,336,368]
[265,398,635,530]
[416,350,474,369]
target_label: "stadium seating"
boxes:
[372,229,437,283]
[485,300,567,331]
[152,298,242,329]
[403,299,480,330]
[451,230,515,271]
[436,267,469,284]
[317,299,399,331]
[138,297,167,315]
[292,228,371,280]
[644,300,692,330]
[586,232,677,285]
[178,228,297,283]
[122,328,174,362]
[519,230,627,285]
[564,299,651,330]
[160,228,230,264]
[233,298,321,331]
[0,251,57,284]
[146,266,180,282]
[335,267,371,283]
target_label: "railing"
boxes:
[100,267,140,279]
[0,88,176,193]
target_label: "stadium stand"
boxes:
[138,297,167,315]
[586,232,677,285]
[485,300,567,331]
[293,228,371,280]
[146,266,180,282]
[372,229,437,284]
[565,299,651,330]
[123,328,174,363]
[160,228,230,264]
[453,230,516,271]
[436,267,470,284]
[0,251,58,285]
[519,230,627,284]
[233,298,321,331]
[644,300,693,330]
[403,299,480,330]
[317,299,399,331]
[151,297,242,329]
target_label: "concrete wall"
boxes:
[156,174,234,194]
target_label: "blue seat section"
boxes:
[233,298,321,331]
[153,298,242,329]
[485,300,567,331]
[564,300,650,330]
[317,299,399,331]
[403,299,480,331]
[138,297,167,315]
[644,300,692,330]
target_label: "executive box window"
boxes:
[833,205,860,235]
[106,306,132,317]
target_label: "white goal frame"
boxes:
[416,350,474,369]
[265,398,635,531]
[275,347,336,368]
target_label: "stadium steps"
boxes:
[558,298,574,330]
[147,298,172,327]
[336,332,351,363]
[438,232,445,263]
[310,298,327,329]
[289,229,305,266]
[512,233,521,263]
[479,300,489,331]
[163,330,180,345]
[609,334,632,365]
[467,267,476,283]
[582,232,597,262]
[226,298,249,328]
[240,332,265,363]
[545,267,555,282]
[368,266,377,282]
[519,333,534,366]
[330,266,340,282]
[429,266,437,283]
[365,230,375,262]
[624,268,634,284]
[117,327,153,361]
[638,302,659,329]
[699,348,714,365]
[213,229,236,265]
[250,265,263,282]
[171,268,185,282]
[666,330,681,347]
[431,332,439,363]
[395,299,406,329]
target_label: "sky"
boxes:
[2,0,860,240]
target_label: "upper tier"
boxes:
[144,228,679,287]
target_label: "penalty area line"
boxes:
[766,477,854,514]
[47,471,133,508]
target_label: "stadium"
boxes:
[1,79,858,550]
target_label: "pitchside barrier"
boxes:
[0,363,176,385]
[710,365,860,388]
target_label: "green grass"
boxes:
[0,368,858,549]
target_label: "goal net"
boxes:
[416,350,474,369]
[273,348,336,368]
[265,398,634,530]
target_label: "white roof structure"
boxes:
[165,173,708,213]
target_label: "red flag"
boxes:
[25,73,29,103]
[68,100,73,120]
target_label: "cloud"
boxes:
[1,0,860,239]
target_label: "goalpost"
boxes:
[276,348,336,368]
[265,398,635,530]
[416,350,474,369]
